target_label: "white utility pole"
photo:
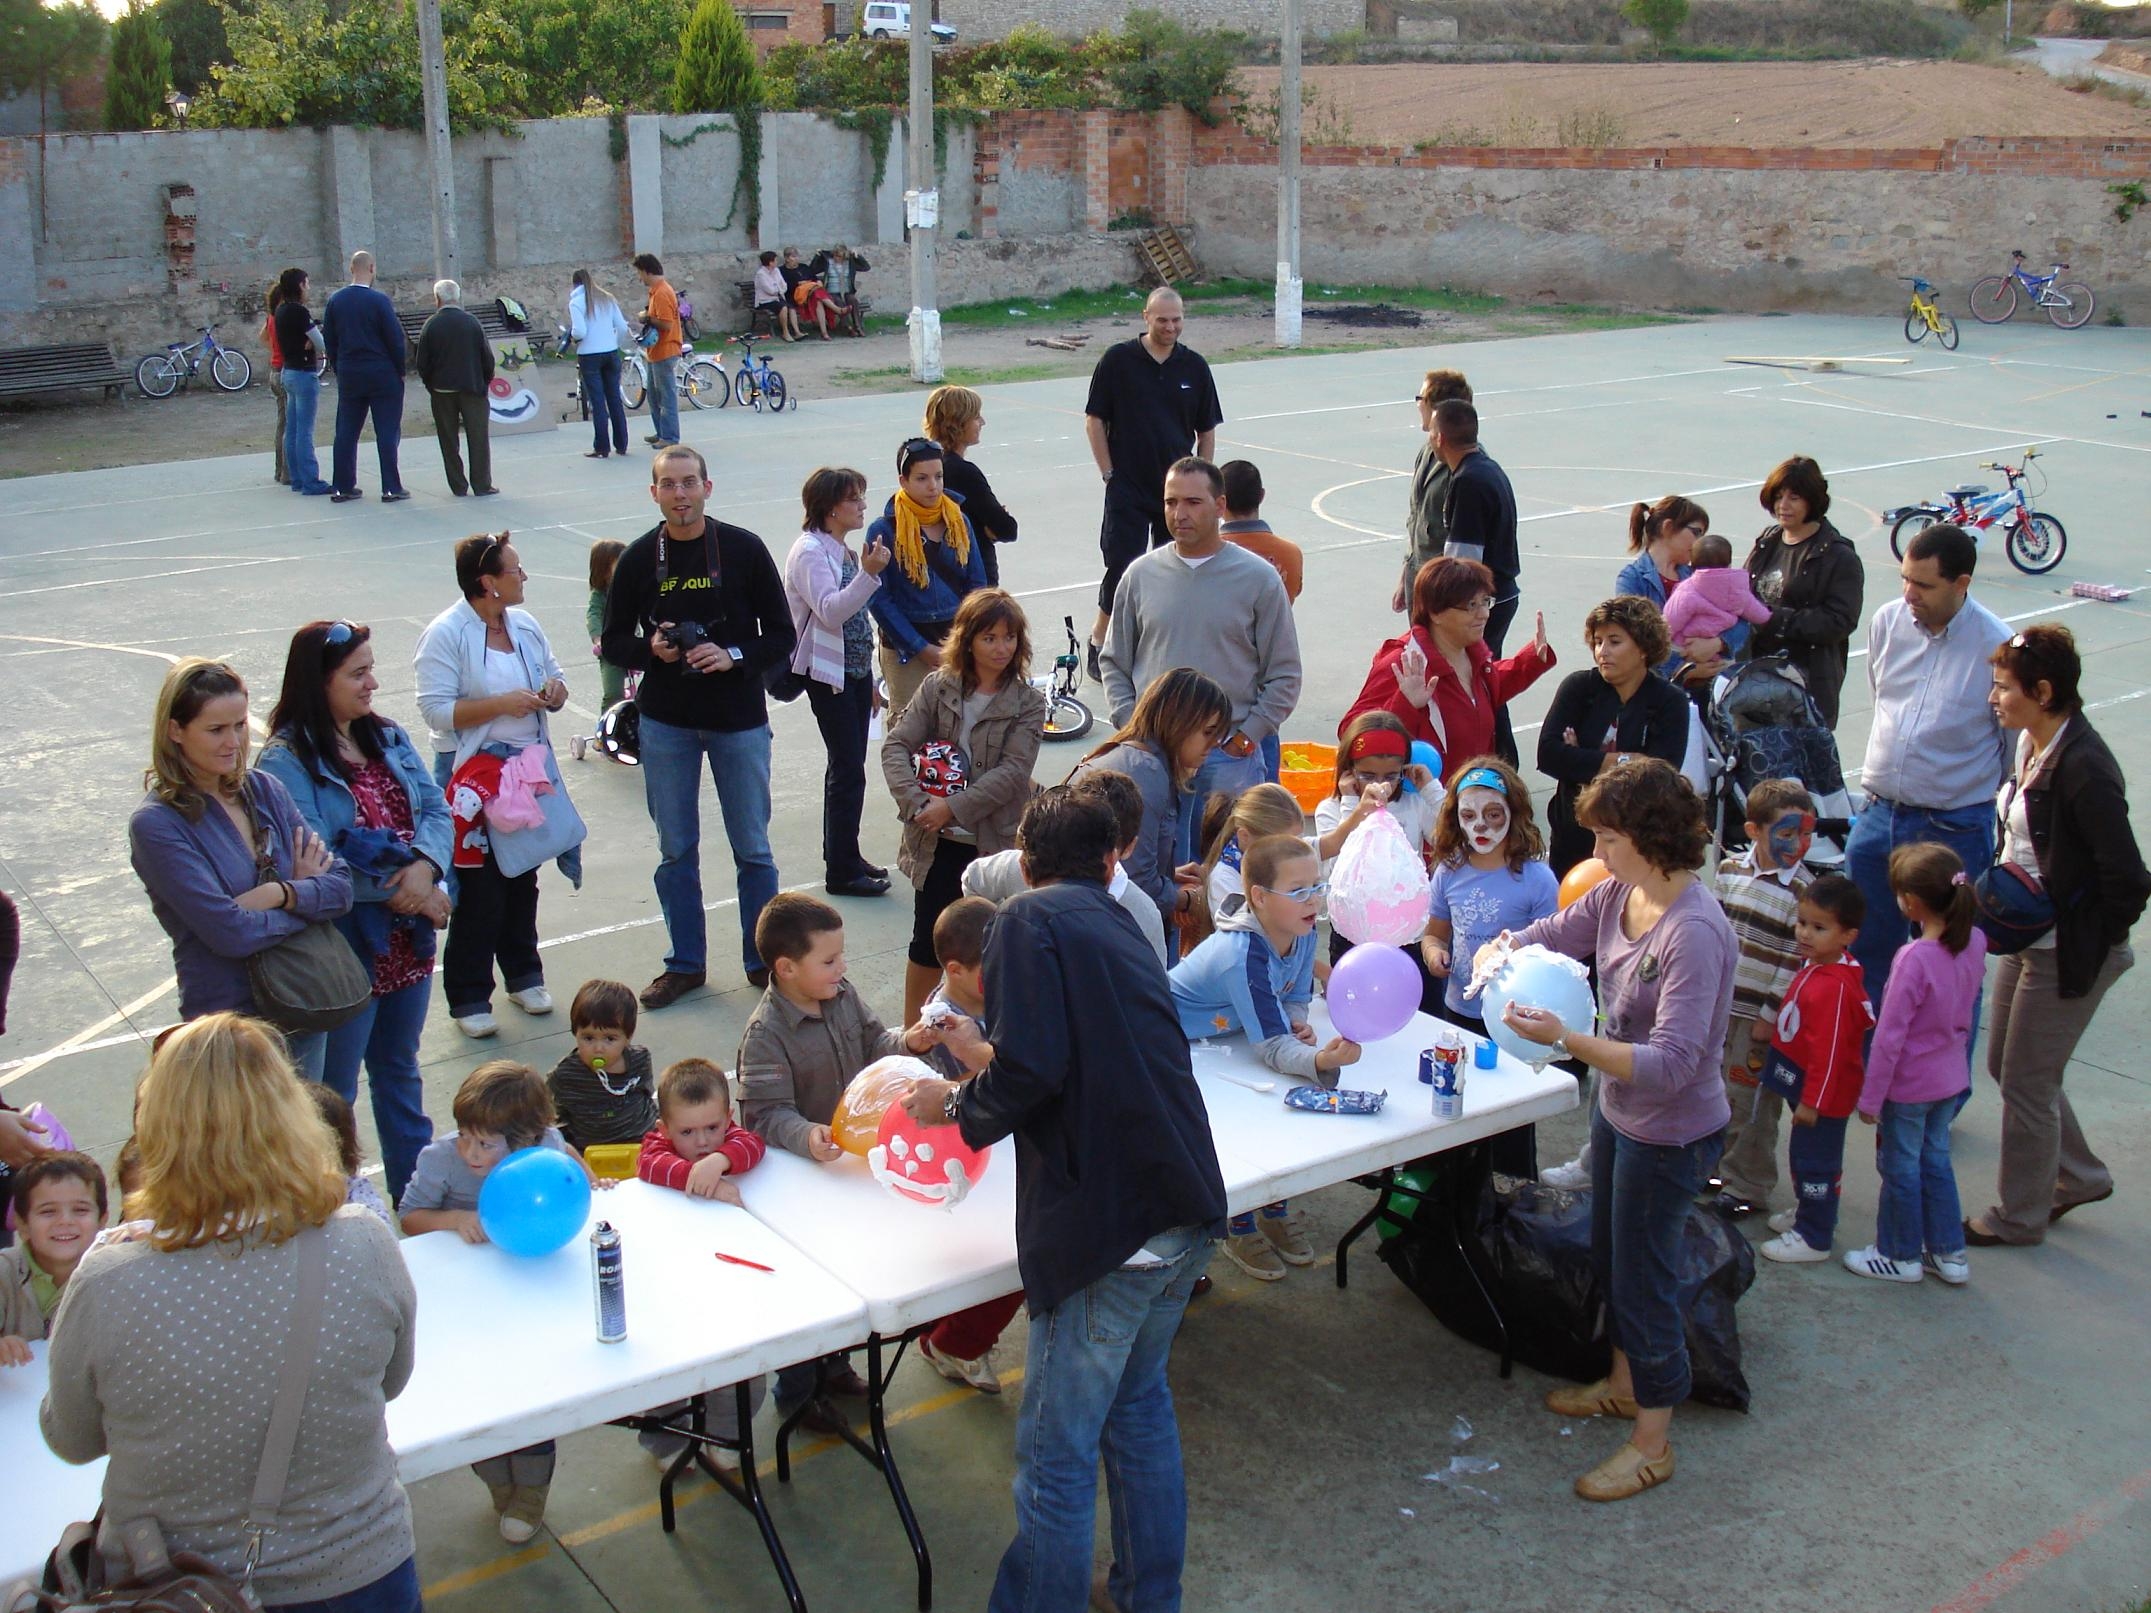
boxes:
[416,0,459,282]
[906,4,943,383]
[1274,0,1303,349]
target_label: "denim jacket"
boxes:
[412,597,567,769]
[256,724,453,905]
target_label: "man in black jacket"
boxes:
[903,789,1224,1613]
[414,279,497,498]
[320,249,409,503]
[1436,396,1523,761]
[600,446,797,1009]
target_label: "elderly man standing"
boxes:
[1847,523,2011,1006]
[1083,286,1224,683]
[321,249,409,504]
[414,279,497,498]
[1103,456,1301,864]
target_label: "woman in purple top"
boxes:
[1487,759,1734,1504]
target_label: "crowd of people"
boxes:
[2,288,2144,1613]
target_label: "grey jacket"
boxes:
[1402,437,1452,597]
[1070,740,1179,923]
[1100,542,1302,743]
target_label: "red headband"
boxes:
[1346,728,1411,764]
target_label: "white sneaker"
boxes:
[498,1513,539,1544]
[508,986,554,1014]
[1541,1157,1592,1190]
[1759,1230,1830,1264]
[920,1336,1002,1394]
[1767,1208,1798,1234]
[454,1011,499,1038]
[1923,1249,1971,1286]
[1842,1245,1922,1283]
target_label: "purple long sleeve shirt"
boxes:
[1857,932,1986,1114]
[1517,876,1735,1146]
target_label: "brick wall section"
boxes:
[734,0,826,51]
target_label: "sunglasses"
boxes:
[323,620,357,648]
[1257,880,1330,904]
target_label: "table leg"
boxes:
[1333,1168,1398,1291]
[1336,1147,1516,1378]
[866,1332,934,1611]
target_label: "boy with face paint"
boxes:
[1710,779,1818,1218]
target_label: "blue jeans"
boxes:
[989,1225,1212,1613]
[330,361,405,497]
[1258,731,1281,785]
[322,975,436,1206]
[1588,1105,1722,1410]
[1873,1095,1965,1261]
[1788,1110,1850,1251]
[1172,746,1267,865]
[579,350,628,454]
[646,354,679,443]
[640,716,779,975]
[282,369,330,493]
[265,1556,421,1613]
[1846,798,1994,1010]
[285,1030,326,1082]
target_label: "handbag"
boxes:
[484,735,588,879]
[1973,860,2055,955]
[18,1227,330,1613]
[237,782,370,1035]
[763,659,811,704]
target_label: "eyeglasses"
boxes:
[1349,766,1403,786]
[1257,880,1330,904]
[1464,597,1495,615]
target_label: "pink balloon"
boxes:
[1327,943,1422,1043]
[870,1104,993,1210]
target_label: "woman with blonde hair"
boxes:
[867,436,989,719]
[925,384,1019,586]
[129,658,351,1078]
[568,266,632,459]
[40,1013,420,1611]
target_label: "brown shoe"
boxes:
[788,1396,851,1438]
[1544,1378,1639,1420]
[1575,1440,1675,1502]
[823,1363,872,1399]
[639,969,706,1011]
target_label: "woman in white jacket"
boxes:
[413,532,569,1038]
[569,267,633,460]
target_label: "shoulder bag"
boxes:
[238,781,371,1035]
[1976,772,2057,956]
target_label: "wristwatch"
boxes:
[940,1085,963,1126]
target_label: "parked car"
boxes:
[862,1,956,42]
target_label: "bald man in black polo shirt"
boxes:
[1081,287,1223,682]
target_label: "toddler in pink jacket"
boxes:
[1664,534,1773,648]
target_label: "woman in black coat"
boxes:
[925,385,1017,586]
[1966,626,2149,1248]
[1741,455,1864,728]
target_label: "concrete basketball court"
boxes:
[3,314,2148,1613]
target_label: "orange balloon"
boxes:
[831,1055,938,1157]
[1558,857,1612,910]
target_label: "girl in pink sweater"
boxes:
[1842,844,1986,1286]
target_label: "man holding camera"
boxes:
[601,445,798,1009]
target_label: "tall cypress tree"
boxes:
[105,1,173,130]
[671,0,761,115]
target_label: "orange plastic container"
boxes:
[1276,740,1337,813]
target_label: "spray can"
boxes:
[591,1221,626,1343]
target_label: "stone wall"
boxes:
[937,0,1365,40]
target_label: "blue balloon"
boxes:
[1481,949,1597,1070]
[478,1147,592,1257]
[1402,740,1442,794]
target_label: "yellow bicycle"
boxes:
[1901,276,1959,350]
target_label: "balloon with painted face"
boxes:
[870,1103,993,1210]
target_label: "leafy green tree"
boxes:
[671,0,760,115]
[0,0,107,129]
[1621,0,1689,47]
[1099,9,1241,123]
[105,2,173,129]
[494,0,691,115]
[147,0,225,94]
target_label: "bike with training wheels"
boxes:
[728,333,793,415]
[1969,251,2095,329]
[1033,616,1094,741]
[1882,448,2066,574]
[135,323,253,398]
[622,339,729,413]
[1899,276,1959,350]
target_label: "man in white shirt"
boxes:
[1847,523,2011,1005]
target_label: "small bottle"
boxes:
[591,1221,626,1344]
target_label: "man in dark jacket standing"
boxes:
[903,789,1225,1613]
[414,278,497,498]
[601,445,797,1010]
[321,249,409,504]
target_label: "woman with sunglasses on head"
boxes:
[866,437,989,721]
[413,533,572,1040]
[128,659,353,1079]
[258,622,452,1206]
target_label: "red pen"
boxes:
[712,1251,775,1273]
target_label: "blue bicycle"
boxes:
[135,323,252,398]
[728,333,792,415]
[1969,251,2095,329]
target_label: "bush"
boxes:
[1622,0,1688,45]
[1102,9,1244,122]
[105,2,172,130]
[673,0,762,115]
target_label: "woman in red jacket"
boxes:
[1341,556,1555,778]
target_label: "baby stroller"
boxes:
[1700,655,1853,867]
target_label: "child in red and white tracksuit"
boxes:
[1758,875,1874,1264]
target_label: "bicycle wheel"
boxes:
[686,359,727,409]
[1968,276,2016,325]
[2046,283,2095,330]
[1903,310,1928,346]
[1041,693,1094,743]
[621,358,646,411]
[1936,313,1959,351]
[2005,513,2066,575]
[210,348,252,392]
[1889,509,1940,559]
[734,366,758,409]
[135,353,181,398]
[761,369,787,416]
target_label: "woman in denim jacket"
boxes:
[259,620,452,1206]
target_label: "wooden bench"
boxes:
[734,279,872,337]
[396,302,516,370]
[0,342,131,402]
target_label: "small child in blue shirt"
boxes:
[1421,757,1561,1033]
[1171,835,1361,1282]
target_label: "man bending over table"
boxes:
[903,789,1226,1613]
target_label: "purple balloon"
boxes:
[1326,942,1422,1043]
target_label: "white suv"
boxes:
[861,2,956,42]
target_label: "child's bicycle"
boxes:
[135,323,252,397]
[1033,616,1094,741]
[1899,277,1958,351]
[1882,448,2066,574]
[728,333,794,414]
[1969,251,2095,329]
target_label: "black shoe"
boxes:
[381,489,411,503]
[745,967,771,991]
[1086,641,1103,684]
[1962,1218,2011,1248]
[638,969,707,1011]
[1190,1274,1214,1299]
[787,1396,851,1438]
[451,487,469,497]
[329,490,363,503]
[584,451,611,459]
[827,874,890,898]
[1709,1192,1761,1219]
[823,1363,872,1399]
[859,862,889,880]
[473,486,501,497]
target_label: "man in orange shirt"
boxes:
[634,253,683,450]
[1219,459,1302,781]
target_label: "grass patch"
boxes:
[831,364,914,384]
[945,362,1083,386]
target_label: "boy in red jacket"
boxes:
[1758,875,1875,1264]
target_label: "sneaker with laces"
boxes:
[498,1482,548,1544]
[454,1011,498,1039]
[1258,1209,1316,1265]
[1842,1245,1922,1283]
[507,985,553,1014]
[919,1336,1002,1394]
[1922,1249,1971,1286]
[1223,1228,1287,1281]
[1540,1156,1591,1190]
[1759,1229,1830,1264]
[1767,1207,1798,1234]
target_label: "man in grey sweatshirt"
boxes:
[1101,456,1302,863]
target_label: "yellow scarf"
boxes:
[891,487,972,590]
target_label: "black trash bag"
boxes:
[1377,1173,1758,1412]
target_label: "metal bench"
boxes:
[0,342,131,402]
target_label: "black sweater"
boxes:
[2019,719,2150,998]
[957,879,1226,1314]
[1537,668,1693,873]
[1744,519,1864,728]
[940,452,1017,545]
[599,518,797,734]
[1443,447,1520,595]
[414,304,495,396]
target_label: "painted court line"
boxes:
[1926,1465,2151,1613]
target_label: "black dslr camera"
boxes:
[660,618,711,669]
